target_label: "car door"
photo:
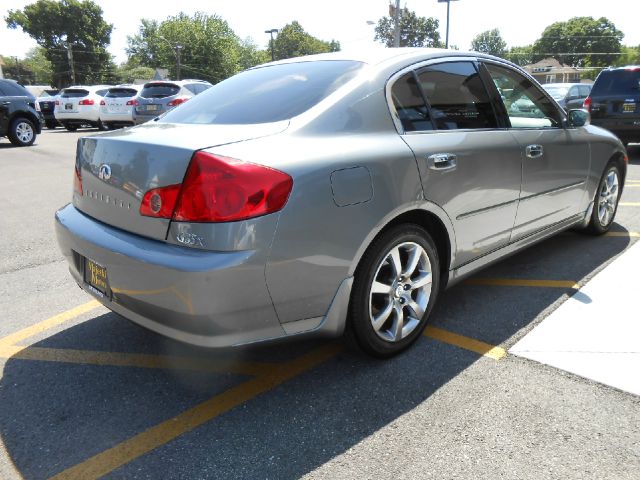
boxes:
[481,62,591,241]
[390,60,523,267]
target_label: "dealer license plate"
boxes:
[84,257,110,297]
[623,102,635,113]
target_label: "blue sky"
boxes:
[1,0,638,63]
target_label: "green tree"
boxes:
[272,21,340,60]
[5,0,114,87]
[532,17,624,67]
[238,38,270,70]
[616,45,640,66]
[127,12,255,84]
[471,28,507,58]
[374,8,442,48]
[506,45,534,66]
[114,62,155,84]
[23,47,54,85]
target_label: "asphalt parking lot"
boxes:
[1,129,639,480]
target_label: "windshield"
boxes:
[543,86,569,100]
[161,60,365,125]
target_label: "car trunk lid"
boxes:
[73,121,288,241]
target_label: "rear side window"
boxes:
[140,83,180,98]
[106,88,138,98]
[0,81,30,96]
[391,73,433,131]
[61,89,89,98]
[161,60,364,125]
[416,62,498,130]
[591,69,640,96]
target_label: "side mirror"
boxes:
[567,109,590,127]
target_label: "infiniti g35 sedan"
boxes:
[55,49,627,357]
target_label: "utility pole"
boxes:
[175,45,183,81]
[392,0,401,48]
[66,42,76,85]
[13,57,21,83]
[265,29,278,61]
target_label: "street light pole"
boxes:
[265,29,278,61]
[437,0,460,49]
[392,0,401,47]
[158,36,183,80]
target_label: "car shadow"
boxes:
[0,226,633,479]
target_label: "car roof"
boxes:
[62,85,112,91]
[256,47,518,70]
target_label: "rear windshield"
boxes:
[106,88,138,98]
[161,60,365,125]
[140,83,180,98]
[592,69,640,96]
[61,89,89,98]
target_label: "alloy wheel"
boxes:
[597,169,619,227]
[15,121,34,144]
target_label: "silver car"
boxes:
[55,49,627,357]
[133,79,212,125]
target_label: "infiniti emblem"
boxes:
[98,164,112,181]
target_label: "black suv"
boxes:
[0,79,43,146]
[585,66,640,146]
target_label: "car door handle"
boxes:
[427,153,457,171]
[525,144,544,158]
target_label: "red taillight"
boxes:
[582,96,592,112]
[55,100,60,105]
[100,99,105,106]
[167,97,189,107]
[126,99,139,106]
[139,152,293,223]
[78,99,94,106]
[74,165,83,195]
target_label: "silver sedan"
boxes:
[55,49,627,357]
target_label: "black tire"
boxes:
[585,163,622,235]
[64,124,78,132]
[347,224,440,358]
[46,121,57,130]
[97,119,109,131]
[8,117,36,147]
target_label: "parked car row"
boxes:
[51,79,212,131]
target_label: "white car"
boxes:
[99,84,142,130]
[54,85,111,131]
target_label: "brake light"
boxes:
[126,99,139,106]
[140,152,293,222]
[74,165,83,195]
[100,100,105,106]
[582,96,592,112]
[167,97,189,107]
[78,99,94,106]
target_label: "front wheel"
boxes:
[348,224,440,358]
[8,117,36,146]
[586,163,622,235]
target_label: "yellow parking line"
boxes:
[605,231,640,238]
[0,344,273,377]
[464,278,579,289]
[619,202,640,206]
[424,326,506,360]
[50,342,344,480]
[0,300,100,347]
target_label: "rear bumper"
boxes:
[100,110,134,124]
[55,108,100,123]
[54,204,287,347]
[591,117,640,141]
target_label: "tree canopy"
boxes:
[271,21,340,60]
[126,12,249,84]
[471,29,507,58]
[374,8,442,48]
[505,45,534,66]
[5,0,114,87]
[532,16,624,67]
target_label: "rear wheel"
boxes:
[45,120,57,130]
[97,119,109,131]
[8,117,36,146]
[64,123,78,132]
[586,163,622,235]
[348,224,440,358]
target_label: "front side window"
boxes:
[484,63,563,129]
[416,62,498,130]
